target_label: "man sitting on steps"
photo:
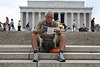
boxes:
[31,11,66,62]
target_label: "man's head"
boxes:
[93,17,95,20]
[11,19,13,21]
[6,17,8,20]
[45,11,54,24]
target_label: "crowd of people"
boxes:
[71,17,100,32]
[0,17,15,33]
[0,16,99,33]
[0,17,32,33]
[54,17,100,32]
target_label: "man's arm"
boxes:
[33,21,45,34]
[33,29,45,34]
[54,29,61,35]
[53,21,61,35]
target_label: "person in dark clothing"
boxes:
[91,17,95,32]
[62,23,67,31]
[26,23,31,31]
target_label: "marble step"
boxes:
[0,60,35,67]
[0,45,100,53]
[0,53,100,60]
[0,60,100,67]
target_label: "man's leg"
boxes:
[31,34,40,62]
[73,25,74,32]
[56,34,66,62]
[56,34,65,50]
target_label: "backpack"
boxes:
[42,40,54,50]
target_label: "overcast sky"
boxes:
[0,0,100,29]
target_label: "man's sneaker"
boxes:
[57,53,66,62]
[33,53,39,62]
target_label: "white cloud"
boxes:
[85,0,100,24]
[0,6,19,29]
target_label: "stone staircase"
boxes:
[0,31,100,67]
[0,45,100,67]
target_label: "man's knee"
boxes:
[59,34,65,38]
[57,34,65,42]
[32,34,40,42]
[32,34,39,38]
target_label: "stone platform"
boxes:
[0,31,100,45]
[0,31,100,67]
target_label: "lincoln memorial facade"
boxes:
[19,0,93,30]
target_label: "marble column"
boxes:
[77,13,80,28]
[89,13,92,30]
[71,13,73,30]
[64,13,67,26]
[58,12,61,22]
[26,12,29,25]
[39,12,41,22]
[45,12,47,16]
[84,13,86,26]
[20,12,23,29]
[32,12,35,30]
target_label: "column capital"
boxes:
[26,12,29,13]
[89,13,92,14]
[71,12,74,14]
[58,12,61,13]
[77,12,80,14]
[64,12,68,14]
[39,12,41,14]
[32,12,35,13]
[20,12,23,13]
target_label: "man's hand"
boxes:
[54,29,61,34]
[33,29,45,34]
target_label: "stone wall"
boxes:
[0,31,100,45]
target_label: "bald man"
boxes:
[31,11,66,62]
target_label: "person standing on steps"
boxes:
[91,17,95,32]
[18,20,21,31]
[72,20,76,32]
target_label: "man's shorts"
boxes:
[0,27,1,30]
[39,35,58,48]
